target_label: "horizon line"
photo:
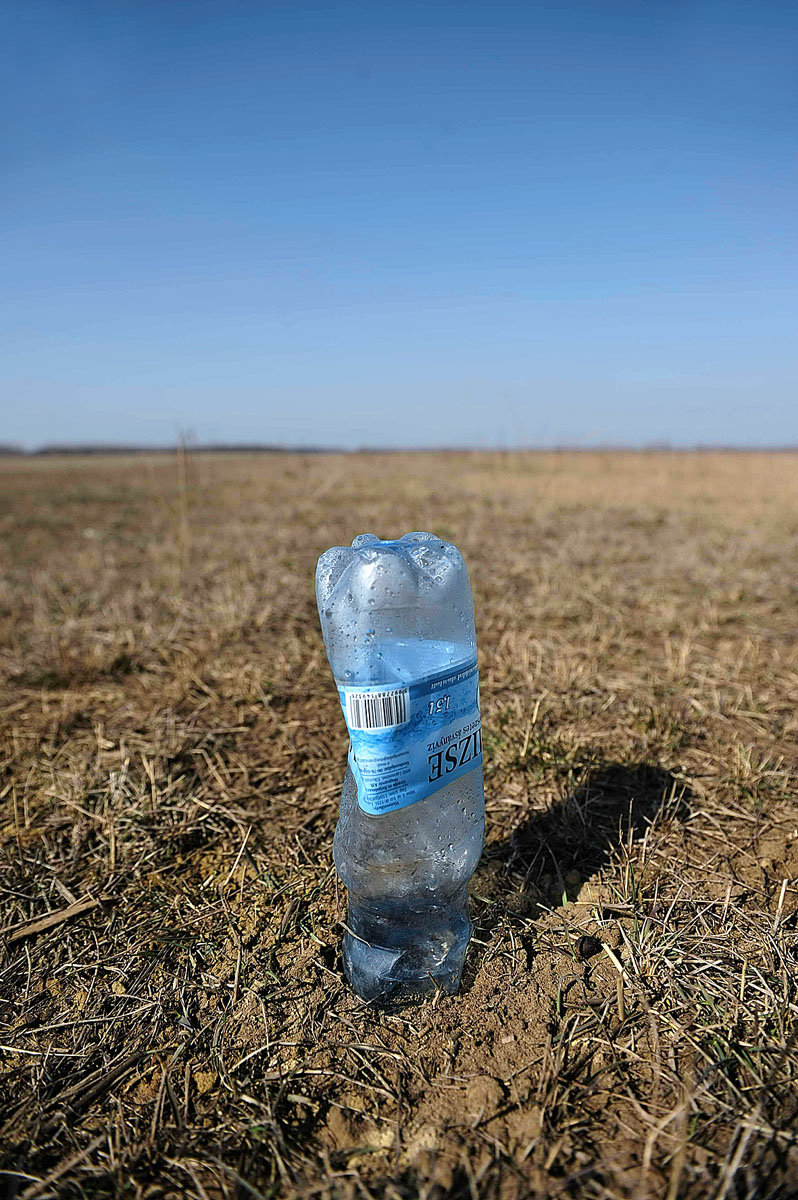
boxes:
[3,442,798,457]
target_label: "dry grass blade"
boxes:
[1,449,797,1200]
[6,896,109,944]
[19,1134,106,1199]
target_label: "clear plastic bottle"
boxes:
[316,531,485,1003]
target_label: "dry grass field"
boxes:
[1,450,797,1200]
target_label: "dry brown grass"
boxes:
[1,450,797,1199]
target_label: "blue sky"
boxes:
[2,0,797,448]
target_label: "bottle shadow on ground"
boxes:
[469,762,691,953]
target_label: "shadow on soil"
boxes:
[477,762,691,919]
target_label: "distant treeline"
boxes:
[2,443,798,456]
[0,443,332,456]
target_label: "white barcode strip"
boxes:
[346,688,409,731]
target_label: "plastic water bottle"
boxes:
[316,531,485,1002]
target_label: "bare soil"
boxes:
[1,450,797,1199]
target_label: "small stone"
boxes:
[193,1070,217,1095]
[577,935,602,960]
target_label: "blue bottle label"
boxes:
[338,656,482,816]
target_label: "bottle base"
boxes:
[342,921,471,1004]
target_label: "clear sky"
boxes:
[2,0,797,449]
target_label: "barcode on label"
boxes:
[345,688,410,731]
